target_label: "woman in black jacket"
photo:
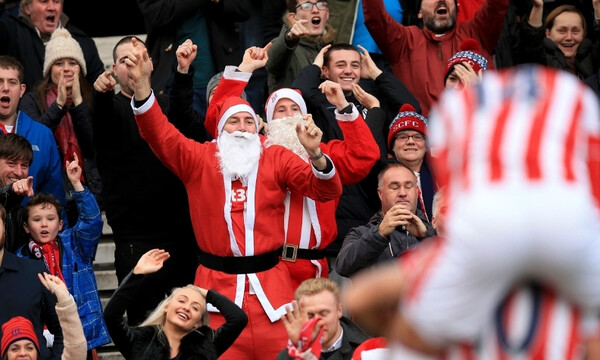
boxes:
[104,249,248,360]
[519,0,599,80]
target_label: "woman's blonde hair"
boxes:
[140,285,210,329]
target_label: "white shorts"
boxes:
[402,183,600,347]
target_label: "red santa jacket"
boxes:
[134,95,342,321]
[210,67,380,289]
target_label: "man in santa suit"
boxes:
[264,83,380,290]
[125,38,343,360]
[202,42,380,290]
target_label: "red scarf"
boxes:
[45,88,84,180]
[29,240,64,282]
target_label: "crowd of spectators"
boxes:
[0,0,599,359]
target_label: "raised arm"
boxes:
[169,39,211,141]
[362,0,408,62]
[518,0,547,65]
[104,249,171,358]
[65,153,103,259]
[208,289,248,356]
[38,273,87,360]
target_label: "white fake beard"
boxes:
[265,115,308,159]
[217,130,262,182]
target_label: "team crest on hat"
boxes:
[387,104,428,149]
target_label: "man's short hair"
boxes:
[112,36,147,64]
[0,56,24,84]
[20,0,64,15]
[295,278,340,303]
[24,193,63,222]
[0,133,33,166]
[323,43,360,68]
[286,0,299,13]
[377,163,415,189]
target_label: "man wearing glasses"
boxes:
[266,0,336,93]
[386,104,436,221]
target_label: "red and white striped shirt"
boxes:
[429,66,600,212]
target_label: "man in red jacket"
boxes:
[362,0,508,115]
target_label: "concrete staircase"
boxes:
[90,35,149,360]
[94,215,123,360]
[89,36,144,360]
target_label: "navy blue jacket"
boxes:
[0,251,64,360]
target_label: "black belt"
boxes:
[280,244,327,262]
[198,249,280,274]
[198,245,328,274]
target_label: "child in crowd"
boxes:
[15,153,110,357]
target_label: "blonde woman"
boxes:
[104,249,247,360]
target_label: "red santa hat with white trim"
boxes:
[387,103,428,149]
[264,88,307,123]
[204,97,258,139]
[352,337,388,360]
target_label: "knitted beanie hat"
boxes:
[43,28,87,78]
[204,97,258,138]
[388,103,428,149]
[444,38,487,83]
[205,72,247,105]
[264,88,307,123]
[1,316,40,358]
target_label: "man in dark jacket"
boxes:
[335,163,435,277]
[277,278,369,360]
[0,0,104,91]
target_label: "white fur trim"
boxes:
[218,104,258,135]
[223,65,252,82]
[312,154,336,179]
[265,88,308,122]
[130,91,156,115]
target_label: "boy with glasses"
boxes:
[266,0,336,93]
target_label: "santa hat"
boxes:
[444,38,487,83]
[43,28,87,78]
[352,337,388,360]
[264,88,307,123]
[205,97,258,138]
[387,104,428,149]
[1,316,39,357]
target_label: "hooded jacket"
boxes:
[336,209,436,277]
[266,20,337,93]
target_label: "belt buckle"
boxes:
[281,244,298,262]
